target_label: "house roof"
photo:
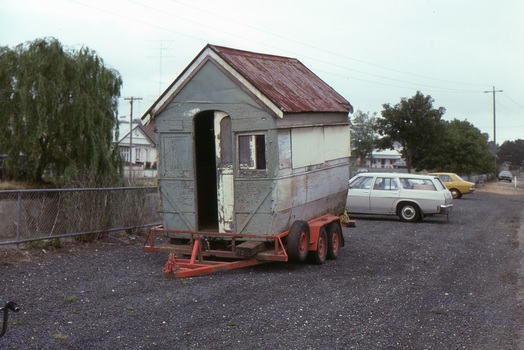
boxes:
[118,123,156,145]
[371,148,402,160]
[143,44,353,121]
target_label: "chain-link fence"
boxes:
[0,186,161,245]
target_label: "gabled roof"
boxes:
[118,123,156,145]
[143,44,353,121]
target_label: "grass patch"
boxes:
[0,181,55,190]
[52,333,69,340]
[64,296,78,303]
[25,238,62,250]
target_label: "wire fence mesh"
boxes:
[0,186,161,245]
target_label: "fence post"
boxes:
[16,191,21,250]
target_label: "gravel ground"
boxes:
[1,180,523,350]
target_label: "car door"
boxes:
[347,175,374,212]
[369,176,400,214]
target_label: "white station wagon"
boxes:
[346,172,453,222]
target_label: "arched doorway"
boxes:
[194,111,218,231]
[194,111,235,232]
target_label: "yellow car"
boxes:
[429,172,475,199]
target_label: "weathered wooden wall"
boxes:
[155,60,350,235]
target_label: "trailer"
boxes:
[142,44,355,278]
[144,214,354,278]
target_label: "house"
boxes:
[364,148,403,168]
[358,142,405,169]
[142,44,353,235]
[117,123,157,178]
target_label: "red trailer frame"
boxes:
[144,214,355,278]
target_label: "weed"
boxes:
[64,296,78,303]
[52,333,68,340]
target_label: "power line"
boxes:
[70,0,492,94]
[167,0,489,89]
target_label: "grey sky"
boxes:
[2,0,523,143]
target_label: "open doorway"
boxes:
[194,111,218,231]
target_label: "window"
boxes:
[121,147,130,162]
[135,148,141,162]
[401,178,436,191]
[439,175,452,182]
[238,134,266,170]
[350,176,373,189]
[373,177,399,191]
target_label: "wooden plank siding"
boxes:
[144,44,352,236]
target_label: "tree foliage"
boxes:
[0,38,123,183]
[417,119,494,174]
[376,91,445,172]
[497,139,524,167]
[350,110,378,165]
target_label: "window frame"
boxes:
[237,132,267,176]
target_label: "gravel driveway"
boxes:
[1,179,523,350]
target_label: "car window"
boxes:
[434,178,446,191]
[350,176,373,189]
[439,175,452,182]
[401,178,436,191]
[454,174,465,181]
[373,177,399,191]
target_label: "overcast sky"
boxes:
[2,0,523,143]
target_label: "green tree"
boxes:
[0,38,123,183]
[497,139,524,167]
[350,110,378,165]
[376,91,445,172]
[419,119,493,174]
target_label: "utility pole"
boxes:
[484,86,502,174]
[124,96,142,180]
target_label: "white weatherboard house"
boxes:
[118,123,157,178]
[142,44,353,236]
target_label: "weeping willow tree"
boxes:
[0,37,123,183]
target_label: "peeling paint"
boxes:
[184,108,201,118]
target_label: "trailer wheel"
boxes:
[308,227,328,265]
[326,222,342,260]
[287,220,310,262]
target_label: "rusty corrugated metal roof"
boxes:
[143,44,353,122]
[208,45,353,114]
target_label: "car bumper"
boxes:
[438,204,453,213]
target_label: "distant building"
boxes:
[361,142,405,169]
[117,123,157,178]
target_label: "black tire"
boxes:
[308,227,328,265]
[287,220,310,262]
[398,203,420,222]
[450,188,462,199]
[326,222,343,260]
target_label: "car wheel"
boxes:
[308,227,328,265]
[450,188,462,199]
[286,220,310,262]
[398,203,420,222]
